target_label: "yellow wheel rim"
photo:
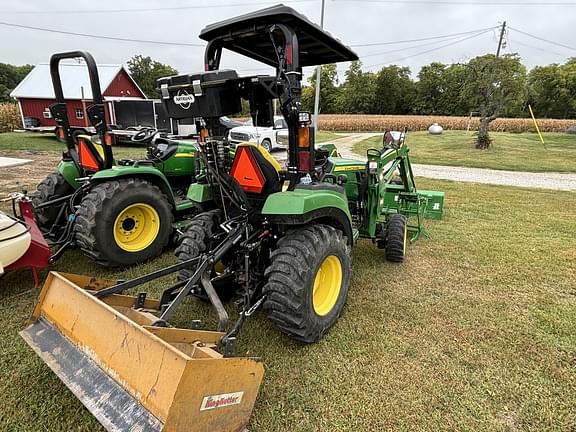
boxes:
[113,203,160,252]
[312,255,343,316]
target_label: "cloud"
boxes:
[1,0,574,82]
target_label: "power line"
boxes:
[360,29,495,58]
[231,29,495,73]
[506,37,567,57]
[349,27,497,47]
[334,0,576,5]
[1,0,315,15]
[363,28,493,70]
[0,21,204,47]
[508,26,576,51]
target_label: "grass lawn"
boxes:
[1,178,575,431]
[0,131,343,157]
[353,131,576,173]
[316,130,341,142]
[0,132,164,160]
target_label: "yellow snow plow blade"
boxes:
[20,272,264,432]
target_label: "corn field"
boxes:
[318,114,575,133]
[0,103,21,133]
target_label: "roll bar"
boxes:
[49,51,112,170]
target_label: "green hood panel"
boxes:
[89,165,175,205]
[262,188,350,217]
[57,160,81,189]
[90,165,169,181]
[262,187,353,245]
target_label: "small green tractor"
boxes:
[31,51,202,266]
[20,6,444,431]
[162,7,445,342]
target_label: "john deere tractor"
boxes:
[164,5,444,342]
[20,6,444,431]
[30,51,202,266]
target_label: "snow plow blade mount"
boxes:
[19,272,264,432]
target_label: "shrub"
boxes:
[0,103,20,133]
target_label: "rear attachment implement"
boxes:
[21,256,264,432]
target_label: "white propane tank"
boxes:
[0,211,31,274]
[428,123,443,135]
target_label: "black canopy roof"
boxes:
[199,4,358,67]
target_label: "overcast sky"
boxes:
[1,0,575,83]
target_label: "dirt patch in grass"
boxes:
[0,151,61,193]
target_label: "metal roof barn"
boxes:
[10,62,146,128]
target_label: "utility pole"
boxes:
[496,21,506,58]
[312,0,326,135]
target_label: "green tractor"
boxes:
[160,5,445,342]
[31,51,202,266]
[20,7,445,431]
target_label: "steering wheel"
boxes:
[131,127,157,144]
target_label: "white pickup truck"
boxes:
[227,116,288,152]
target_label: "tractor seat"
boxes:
[147,137,180,162]
[230,143,282,195]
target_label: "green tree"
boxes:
[415,62,468,116]
[372,65,416,115]
[0,63,33,102]
[561,59,576,118]
[527,64,569,118]
[462,54,526,149]
[442,63,469,116]
[338,61,376,113]
[126,55,178,99]
[415,62,446,115]
[304,64,340,114]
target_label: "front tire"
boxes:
[74,178,173,266]
[385,213,407,262]
[263,224,351,343]
[260,138,272,152]
[30,171,75,232]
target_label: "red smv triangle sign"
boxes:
[230,146,266,193]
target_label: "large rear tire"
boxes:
[74,178,172,267]
[30,171,75,232]
[263,224,351,343]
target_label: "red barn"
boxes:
[10,62,146,128]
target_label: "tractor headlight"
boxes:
[368,160,378,174]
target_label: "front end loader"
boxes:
[21,5,443,431]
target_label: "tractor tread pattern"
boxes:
[30,171,74,230]
[74,178,172,266]
[174,210,221,280]
[385,213,406,263]
[263,224,349,343]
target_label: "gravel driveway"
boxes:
[293,133,576,192]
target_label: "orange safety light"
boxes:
[56,126,65,140]
[104,132,114,146]
[230,146,266,194]
[298,127,310,148]
[78,139,101,171]
[200,128,209,141]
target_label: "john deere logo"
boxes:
[174,90,195,109]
